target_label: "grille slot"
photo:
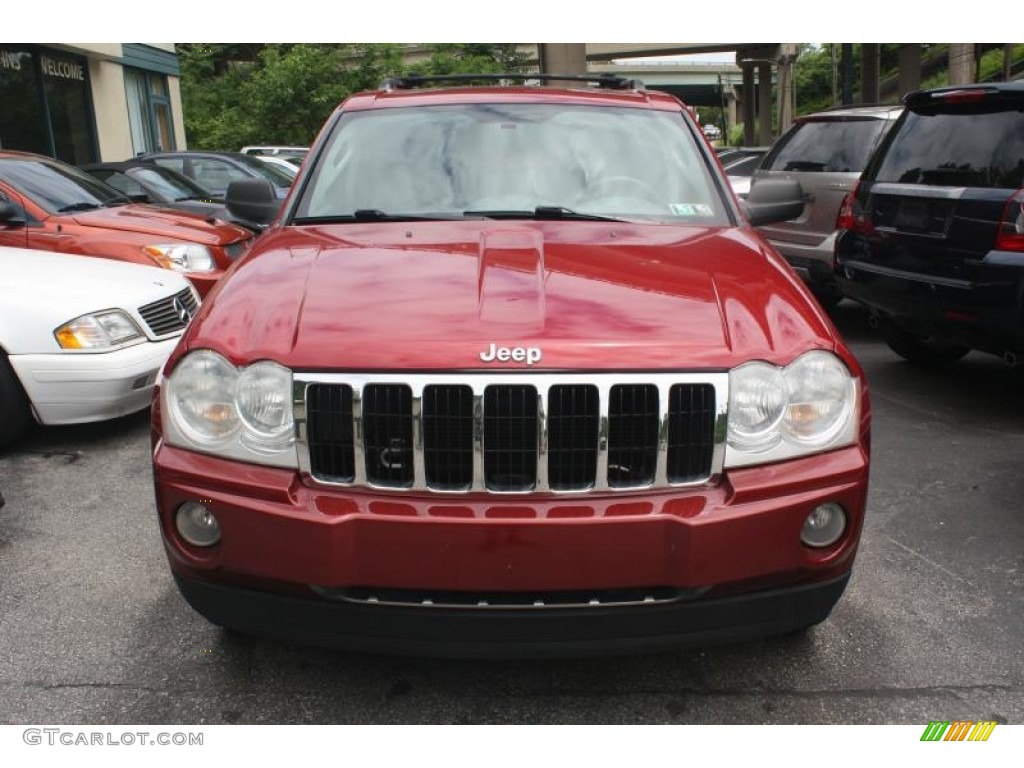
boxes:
[607,384,659,488]
[300,374,724,493]
[484,385,538,491]
[363,384,414,487]
[547,384,599,490]
[667,384,717,483]
[137,287,198,336]
[306,384,355,482]
[423,385,475,491]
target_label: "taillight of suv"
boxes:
[835,182,874,236]
[995,189,1024,252]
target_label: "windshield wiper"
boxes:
[57,202,101,213]
[292,210,481,224]
[464,206,629,223]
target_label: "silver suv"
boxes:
[754,105,903,307]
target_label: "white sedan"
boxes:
[0,246,199,449]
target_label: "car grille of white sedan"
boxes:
[137,287,198,337]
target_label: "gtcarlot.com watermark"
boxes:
[23,728,203,747]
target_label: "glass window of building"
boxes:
[0,45,96,165]
[125,69,176,155]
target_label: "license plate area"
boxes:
[892,198,952,236]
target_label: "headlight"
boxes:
[54,311,143,350]
[726,351,858,468]
[237,361,294,450]
[164,350,295,465]
[727,362,787,451]
[143,243,215,272]
[783,351,855,445]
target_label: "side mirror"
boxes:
[742,179,805,226]
[128,193,151,203]
[0,200,26,226]
[226,179,279,225]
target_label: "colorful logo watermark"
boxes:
[920,721,997,742]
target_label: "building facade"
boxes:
[0,43,186,164]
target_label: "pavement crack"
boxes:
[885,536,978,587]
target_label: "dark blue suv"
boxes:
[836,83,1024,367]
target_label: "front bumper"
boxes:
[10,338,178,425]
[175,571,851,658]
[154,441,869,656]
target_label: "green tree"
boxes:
[177,43,528,150]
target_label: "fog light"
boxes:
[801,503,846,548]
[175,502,221,547]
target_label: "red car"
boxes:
[0,151,253,297]
[152,74,870,657]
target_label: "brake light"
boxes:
[836,183,874,235]
[995,189,1024,252]
[935,89,990,104]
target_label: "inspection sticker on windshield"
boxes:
[670,203,713,216]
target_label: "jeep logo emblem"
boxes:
[479,343,542,365]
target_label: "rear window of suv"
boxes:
[764,118,887,173]
[873,110,1024,189]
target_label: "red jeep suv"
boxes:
[151,74,871,656]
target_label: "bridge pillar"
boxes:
[758,62,772,145]
[742,63,756,145]
[537,44,587,76]
[948,43,975,84]
[898,44,922,99]
[861,44,880,103]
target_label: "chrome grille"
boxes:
[296,373,728,494]
[137,287,198,337]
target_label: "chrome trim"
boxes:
[296,372,730,495]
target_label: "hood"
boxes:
[69,204,249,244]
[188,220,837,371]
[0,246,193,354]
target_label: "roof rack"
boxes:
[378,73,645,92]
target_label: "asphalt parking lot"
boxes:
[0,302,1021,725]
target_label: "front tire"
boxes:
[0,352,33,450]
[884,326,969,368]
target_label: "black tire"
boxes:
[884,327,970,368]
[0,352,34,450]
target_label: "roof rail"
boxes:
[378,73,645,92]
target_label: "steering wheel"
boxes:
[589,175,660,201]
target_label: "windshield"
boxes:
[130,166,210,200]
[0,157,129,213]
[294,103,728,224]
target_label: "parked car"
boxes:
[154,74,869,657]
[836,83,1024,367]
[721,147,768,198]
[251,155,300,179]
[753,105,903,307]
[703,123,722,140]
[240,145,308,159]
[0,245,199,449]
[139,151,294,201]
[80,161,266,234]
[0,150,253,297]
